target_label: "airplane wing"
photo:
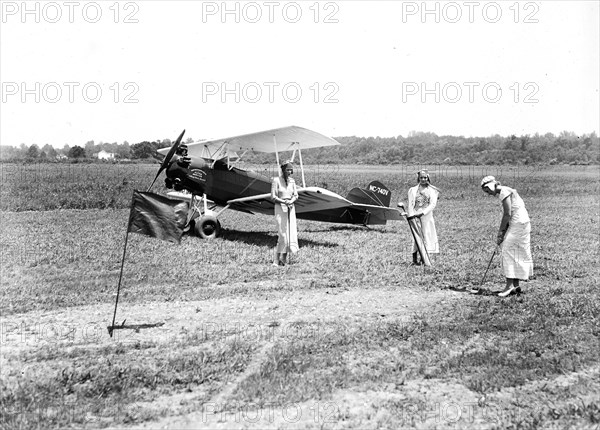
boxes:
[225,187,402,224]
[166,126,339,158]
[225,187,347,215]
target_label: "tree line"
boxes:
[1,131,597,165]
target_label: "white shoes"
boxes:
[498,286,521,297]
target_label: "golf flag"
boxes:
[406,215,431,267]
[127,190,187,244]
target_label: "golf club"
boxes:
[481,246,498,286]
[468,246,498,294]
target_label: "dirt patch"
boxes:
[10,282,595,429]
[1,281,454,427]
[1,282,448,353]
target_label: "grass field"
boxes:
[1,163,599,429]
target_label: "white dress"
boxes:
[498,187,533,280]
[407,185,439,254]
[271,176,299,254]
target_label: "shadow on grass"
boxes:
[444,286,509,296]
[219,228,339,249]
[303,224,394,233]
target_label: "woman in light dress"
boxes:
[271,161,299,266]
[407,170,440,265]
[481,176,533,297]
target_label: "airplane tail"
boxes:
[346,180,392,207]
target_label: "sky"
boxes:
[1,0,599,147]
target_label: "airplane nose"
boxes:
[164,156,208,194]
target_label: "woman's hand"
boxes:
[497,232,505,245]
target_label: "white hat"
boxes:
[481,176,497,191]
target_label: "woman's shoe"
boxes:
[498,286,516,297]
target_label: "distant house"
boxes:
[56,154,67,160]
[97,150,116,160]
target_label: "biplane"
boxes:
[154,126,402,238]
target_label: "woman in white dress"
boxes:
[271,161,299,266]
[407,170,440,265]
[481,176,533,297]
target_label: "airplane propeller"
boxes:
[147,129,185,192]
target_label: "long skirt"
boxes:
[501,222,533,280]
[412,212,439,254]
[274,203,299,253]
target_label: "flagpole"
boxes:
[108,193,135,337]
[288,208,291,256]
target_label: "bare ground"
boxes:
[2,281,446,426]
[2,279,598,429]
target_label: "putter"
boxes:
[481,246,498,285]
[470,246,498,294]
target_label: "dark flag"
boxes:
[108,190,187,337]
[406,215,431,267]
[127,190,188,244]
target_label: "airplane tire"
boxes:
[194,215,221,239]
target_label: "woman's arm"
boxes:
[271,178,285,204]
[289,180,299,204]
[498,193,512,244]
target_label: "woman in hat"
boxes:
[271,161,299,266]
[407,170,440,265]
[480,176,533,297]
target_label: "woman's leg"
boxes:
[274,208,286,266]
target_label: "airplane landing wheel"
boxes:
[194,215,221,239]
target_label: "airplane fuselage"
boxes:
[165,155,399,226]
[205,162,272,205]
[166,156,272,205]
